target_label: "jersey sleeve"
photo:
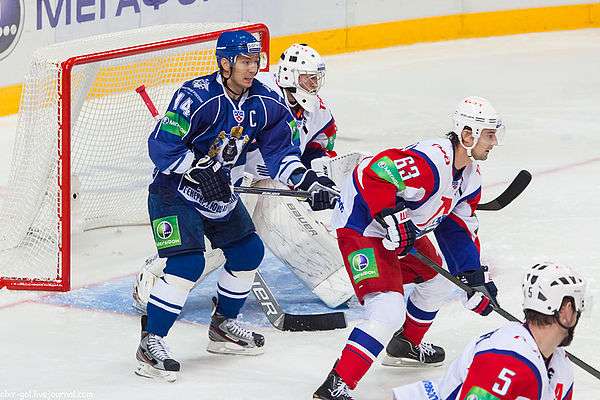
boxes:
[434,188,481,274]
[254,96,304,184]
[356,148,438,218]
[459,350,543,400]
[147,85,213,174]
[301,115,337,166]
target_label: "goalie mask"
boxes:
[452,96,505,157]
[276,44,326,112]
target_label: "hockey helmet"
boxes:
[522,262,586,316]
[276,44,326,111]
[452,96,505,152]
[216,30,261,67]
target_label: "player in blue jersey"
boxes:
[134,29,338,382]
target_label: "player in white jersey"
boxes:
[392,262,586,400]
[132,43,355,319]
[313,97,504,400]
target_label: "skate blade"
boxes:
[134,362,178,382]
[206,340,264,356]
[381,354,443,368]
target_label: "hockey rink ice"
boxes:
[1,28,599,399]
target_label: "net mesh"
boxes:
[0,22,263,287]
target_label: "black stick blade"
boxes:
[477,170,532,211]
[282,312,347,332]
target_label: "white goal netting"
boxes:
[0,22,266,289]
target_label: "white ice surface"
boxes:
[1,29,599,399]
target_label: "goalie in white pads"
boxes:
[392,262,586,400]
[133,43,358,315]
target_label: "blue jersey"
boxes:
[148,72,304,219]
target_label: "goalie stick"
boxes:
[410,248,600,381]
[251,271,347,332]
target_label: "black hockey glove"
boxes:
[459,265,499,316]
[375,201,417,257]
[292,169,339,211]
[184,156,232,202]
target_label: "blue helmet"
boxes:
[215,30,261,66]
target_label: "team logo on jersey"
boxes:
[152,216,182,250]
[233,109,245,123]
[348,248,378,284]
[192,78,209,91]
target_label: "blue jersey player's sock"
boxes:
[216,233,264,318]
[146,274,193,337]
[146,253,204,337]
[215,268,255,318]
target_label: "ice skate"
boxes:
[135,332,180,382]
[313,364,355,400]
[381,330,445,368]
[207,297,265,356]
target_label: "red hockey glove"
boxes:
[375,202,417,257]
[459,266,499,316]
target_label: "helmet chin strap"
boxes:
[554,309,581,347]
[221,59,249,99]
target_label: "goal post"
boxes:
[0,22,270,291]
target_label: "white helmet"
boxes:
[522,263,586,316]
[276,44,326,112]
[452,96,505,155]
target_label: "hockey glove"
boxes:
[184,156,232,202]
[293,169,340,211]
[375,202,417,256]
[459,265,499,316]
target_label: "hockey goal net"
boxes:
[0,22,270,291]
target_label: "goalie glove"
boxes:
[375,202,417,256]
[459,265,499,316]
[184,156,232,202]
[292,169,339,211]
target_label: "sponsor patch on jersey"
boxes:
[464,386,500,400]
[160,111,190,137]
[370,156,406,190]
[348,248,378,284]
[152,216,182,250]
[288,119,300,144]
[233,109,245,123]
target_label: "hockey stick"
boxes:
[235,186,311,199]
[410,248,600,380]
[477,170,531,211]
[251,271,347,332]
[235,170,532,210]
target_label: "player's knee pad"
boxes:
[222,232,264,272]
[163,252,206,283]
[409,273,456,311]
[357,291,406,345]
